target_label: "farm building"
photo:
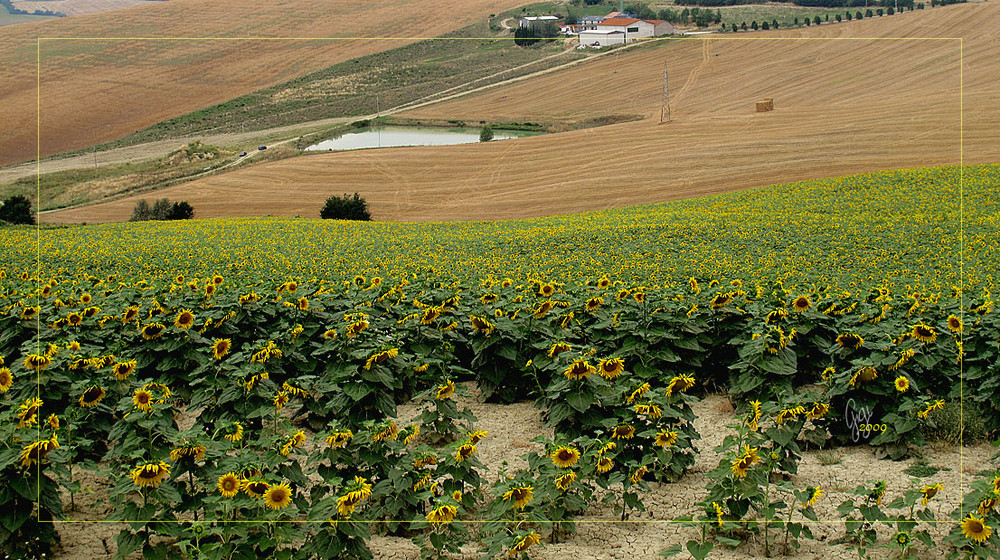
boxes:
[519,15,560,28]
[578,28,626,47]
[579,17,675,47]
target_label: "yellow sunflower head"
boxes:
[211,338,231,360]
[598,358,624,380]
[79,386,106,408]
[264,483,293,510]
[564,359,595,381]
[0,367,13,392]
[131,461,171,488]
[912,324,937,343]
[550,446,581,468]
[947,315,963,333]
[792,295,811,312]
[141,323,166,340]
[502,486,534,509]
[612,424,635,440]
[174,310,195,330]
[133,388,154,413]
[894,376,910,393]
[218,472,240,497]
[961,514,993,544]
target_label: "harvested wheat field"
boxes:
[0,0,525,166]
[40,2,998,224]
[11,0,150,17]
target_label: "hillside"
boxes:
[0,0,525,166]
[38,1,999,224]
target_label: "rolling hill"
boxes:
[39,1,999,224]
[0,0,525,166]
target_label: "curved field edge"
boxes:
[5,163,999,293]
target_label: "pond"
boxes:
[303,126,540,152]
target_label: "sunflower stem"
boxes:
[189,470,197,522]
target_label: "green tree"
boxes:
[479,124,494,143]
[320,193,372,221]
[151,198,172,220]
[814,15,821,24]
[168,201,195,220]
[129,200,152,222]
[0,194,34,225]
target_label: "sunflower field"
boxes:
[1,163,999,559]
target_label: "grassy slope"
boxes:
[0,0,528,166]
[9,164,999,293]
[85,21,581,151]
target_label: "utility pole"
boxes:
[660,61,671,123]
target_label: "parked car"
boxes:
[239,151,247,157]
[258,145,267,151]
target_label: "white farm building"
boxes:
[578,17,675,47]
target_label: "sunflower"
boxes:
[218,473,240,497]
[666,374,696,396]
[133,388,154,413]
[595,456,613,473]
[131,461,171,488]
[481,293,499,304]
[21,306,40,320]
[792,295,811,312]
[551,446,580,468]
[47,413,60,430]
[961,514,993,544]
[585,297,603,312]
[533,300,556,319]
[345,319,369,338]
[633,291,646,304]
[538,283,555,297]
[436,379,456,400]
[204,283,216,297]
[79,386,106,408]
[296,297,309,312]
[264,483,293,510]
[402,425,420,445]
[555,471,577,492]
[850,366,878,387]
[947,315,963,333]
[212,274,224,286]
[634,403,663,419]
[455,442,477,462]
[730,447,760,478]
[122,305,140,323]
[509,532,541,556]
[547,342,572,357]
[224,422,244,443]
[564,359,595,381]
[426,504,458,526]
[113,360,136,380]
[204,338,230,361]
[325,430,353,448]
[470,316,495,336]
[364,348,399,370]
[917,399,946,419]
[912,324,937,343]
[18,397,42,428]
[23,353,52,372]
[83,306,100,318]
[993,476,1000,494]
[0,367,12,392]
[710,293,733,309]
[747,400,763,430]
[894,376,910,393]
[805,402,829,420]
[803,486,823,507]
[821,366,836,381]
[627,382,651,404]
[420,306,442,325]
[502,486,534,509]
[242,479,269,498]
[612,424,636,440]
[170,444,206,462]
[174,310,195,330]
[776,405,805,424]
[654,430,678,447]
[630,466,648,484]
[20,434,59,468]
[140,323,166,340]
[598,358,625,380]
[836,333,864,349]
[893,531,910,547]
[979,495,999,516]
[914,483,943,505]
[274,391,290,410]
[711,502,725,527]
[371,421,399,443]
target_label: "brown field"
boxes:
[11,0,149,17]
[0,0,526,166]
[40,2,999,224]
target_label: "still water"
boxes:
[304,126,537,152]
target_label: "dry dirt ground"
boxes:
[52,385,991,560]
[39,1,999,224]
[0,0,527,166]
